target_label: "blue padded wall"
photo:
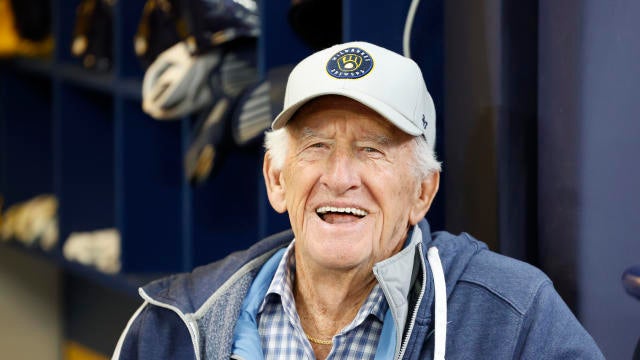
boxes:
[539,0,640,357]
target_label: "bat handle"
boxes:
[622,265,640,301]
[622,265,640,360]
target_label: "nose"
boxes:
[320,147,361,194]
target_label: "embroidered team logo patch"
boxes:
[326,47,374,79]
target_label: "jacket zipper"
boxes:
[139,289,201,360]
[396,244,427,360]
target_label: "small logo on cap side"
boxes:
[326,47,373,79]
[422,114,428,129]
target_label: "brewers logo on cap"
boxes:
[326,47,373,79]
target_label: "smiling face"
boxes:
[264,96,439,273]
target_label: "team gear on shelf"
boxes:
[0,194,58,250]
[0,0,53,57]
[142,41,223,120]
[134,0,187,69]
[63,228,121,274]
[71,0,114,71]
[177,0,259,54]
[184,40,259,184]
[9,0,51,42]
[139,0,263,184]
[231,64,293,147]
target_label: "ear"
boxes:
[409,171,440,225]
[263,151,287,213]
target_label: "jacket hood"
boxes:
[419,220,488,299]
[397,220,487,360]
[140,229,294,314]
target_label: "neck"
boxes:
[293,258,377,339]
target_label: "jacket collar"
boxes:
[140,229,294,314]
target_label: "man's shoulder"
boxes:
[191,228,294,285]
[458,241,551,315]
[424,231,603,359]
[140,229,294,312]
[426,228,552,315]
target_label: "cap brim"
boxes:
[271,88,424,136]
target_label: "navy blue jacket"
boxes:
[112,220,604,359]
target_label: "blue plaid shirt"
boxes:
[257,241,389,359]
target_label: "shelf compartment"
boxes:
[188,145,265,267]
[55,84,115,240]
[259,0,310,74]
[0,71,54,205]
[115,99,184,272]
[113,0,146,79]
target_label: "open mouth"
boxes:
[316,206,368,224]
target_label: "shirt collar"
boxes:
[258,239,388,323]
[259,239,296,315]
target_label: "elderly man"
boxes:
[113,42,603,359]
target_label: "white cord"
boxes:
[428,246,447,360]
[403,0,422,58]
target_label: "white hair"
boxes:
[263,128,289,170]
[264,128,441,179]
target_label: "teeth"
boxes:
[316,206,368,217]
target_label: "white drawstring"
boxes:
[427,247,447,360]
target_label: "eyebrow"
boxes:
[300,127,318,140]
[298,127,392,145]
[361,133,392,146]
